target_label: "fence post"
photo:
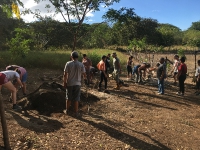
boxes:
[0,94,11,150]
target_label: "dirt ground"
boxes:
[0,54,200,150]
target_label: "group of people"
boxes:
[63,51,192,116]
[63,51,122,117]
[0,51,193,116]
[0,65,27,110]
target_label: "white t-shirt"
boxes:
[1,70,20,81]
[64,60,86,86]
[173,60,179,73]
[195,66,200,77]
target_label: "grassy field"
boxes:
[0,49,128,70]
[0,48,200,73]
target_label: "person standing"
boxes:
[176,56,187,96]
[0,70,23,110]
[112,52,121,90]
[97,55,109,93]
[105,53,111,73]
[171,55,180,85]
[194,60,200,95]
[127,56,133,80]
[82,54,92,85]
[157,58,166,95]
[63,51,86,117]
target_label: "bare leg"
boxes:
[74,101,79,113]
[3,82,17,104]
[22,82,26,94]
[67,100,71,110]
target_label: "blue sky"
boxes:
[20,0,200,31]
[90,0,200,31]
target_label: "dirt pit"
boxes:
[17,82,100,116]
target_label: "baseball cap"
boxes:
[71,51,78,58]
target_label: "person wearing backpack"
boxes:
[97,55,109,93]
[157,57,166,95]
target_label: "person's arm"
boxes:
[16,78,23,87]
[88,58,92,66]
[63,71,68,89]
[177,65,182,79]
[103,62,107,77]
[160,70,165,80]
[118,62,121,73]
[138,65,145,74]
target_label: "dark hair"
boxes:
[160,57,165,61]
[7,66,15,70]
[83,54,87,57]
[174,54,179,58]
[71,51,78,59]
[156,63,160,67]
[102,55,106,60]
[145,63,151,68]
[129,56,133,60]
[15,68,21,75]
[198,60,200,64]
[180,56,185,63]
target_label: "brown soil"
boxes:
[0,54,200,150]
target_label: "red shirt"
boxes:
[178,63,187,75]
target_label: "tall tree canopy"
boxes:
[188,21,200,31]
[34,0,120,51]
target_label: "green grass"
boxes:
[0,49,128,70]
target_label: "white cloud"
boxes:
[19,0,94,22]
[152,10,160,12]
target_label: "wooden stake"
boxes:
[0,94,11,150]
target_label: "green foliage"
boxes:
[157,23,182,46]
[9,28,33,58]
[182,30,200,48]
[177,48,186,59]
[128,38,147,51]
[0,49,127,71]
[188,21,200,31]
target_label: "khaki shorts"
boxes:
[112,70,120,83]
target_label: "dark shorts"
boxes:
[0,73,8,85]
[66,85,81,101]
[127,65,132,74]
[196,77,200,89]
[22,72,28,82]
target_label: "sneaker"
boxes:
[176,92,183,96]
[103,90,110,94]
[194,91,199,94]
[12,104,22,110]
[73,112,81,118]
[157,93,164,95]
[98,88,102,92]
[195,92,200,96]
[113,86,120,90]
[63,109,69,115]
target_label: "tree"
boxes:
[188,21,200,31]
[157,23,182,46]
[83,23,112,48]
[34,0,120,51]
[183,30,200,48]
[0,0,23,18]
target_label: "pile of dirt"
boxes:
[17,82,100,115]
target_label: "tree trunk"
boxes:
[0,94,11,150]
